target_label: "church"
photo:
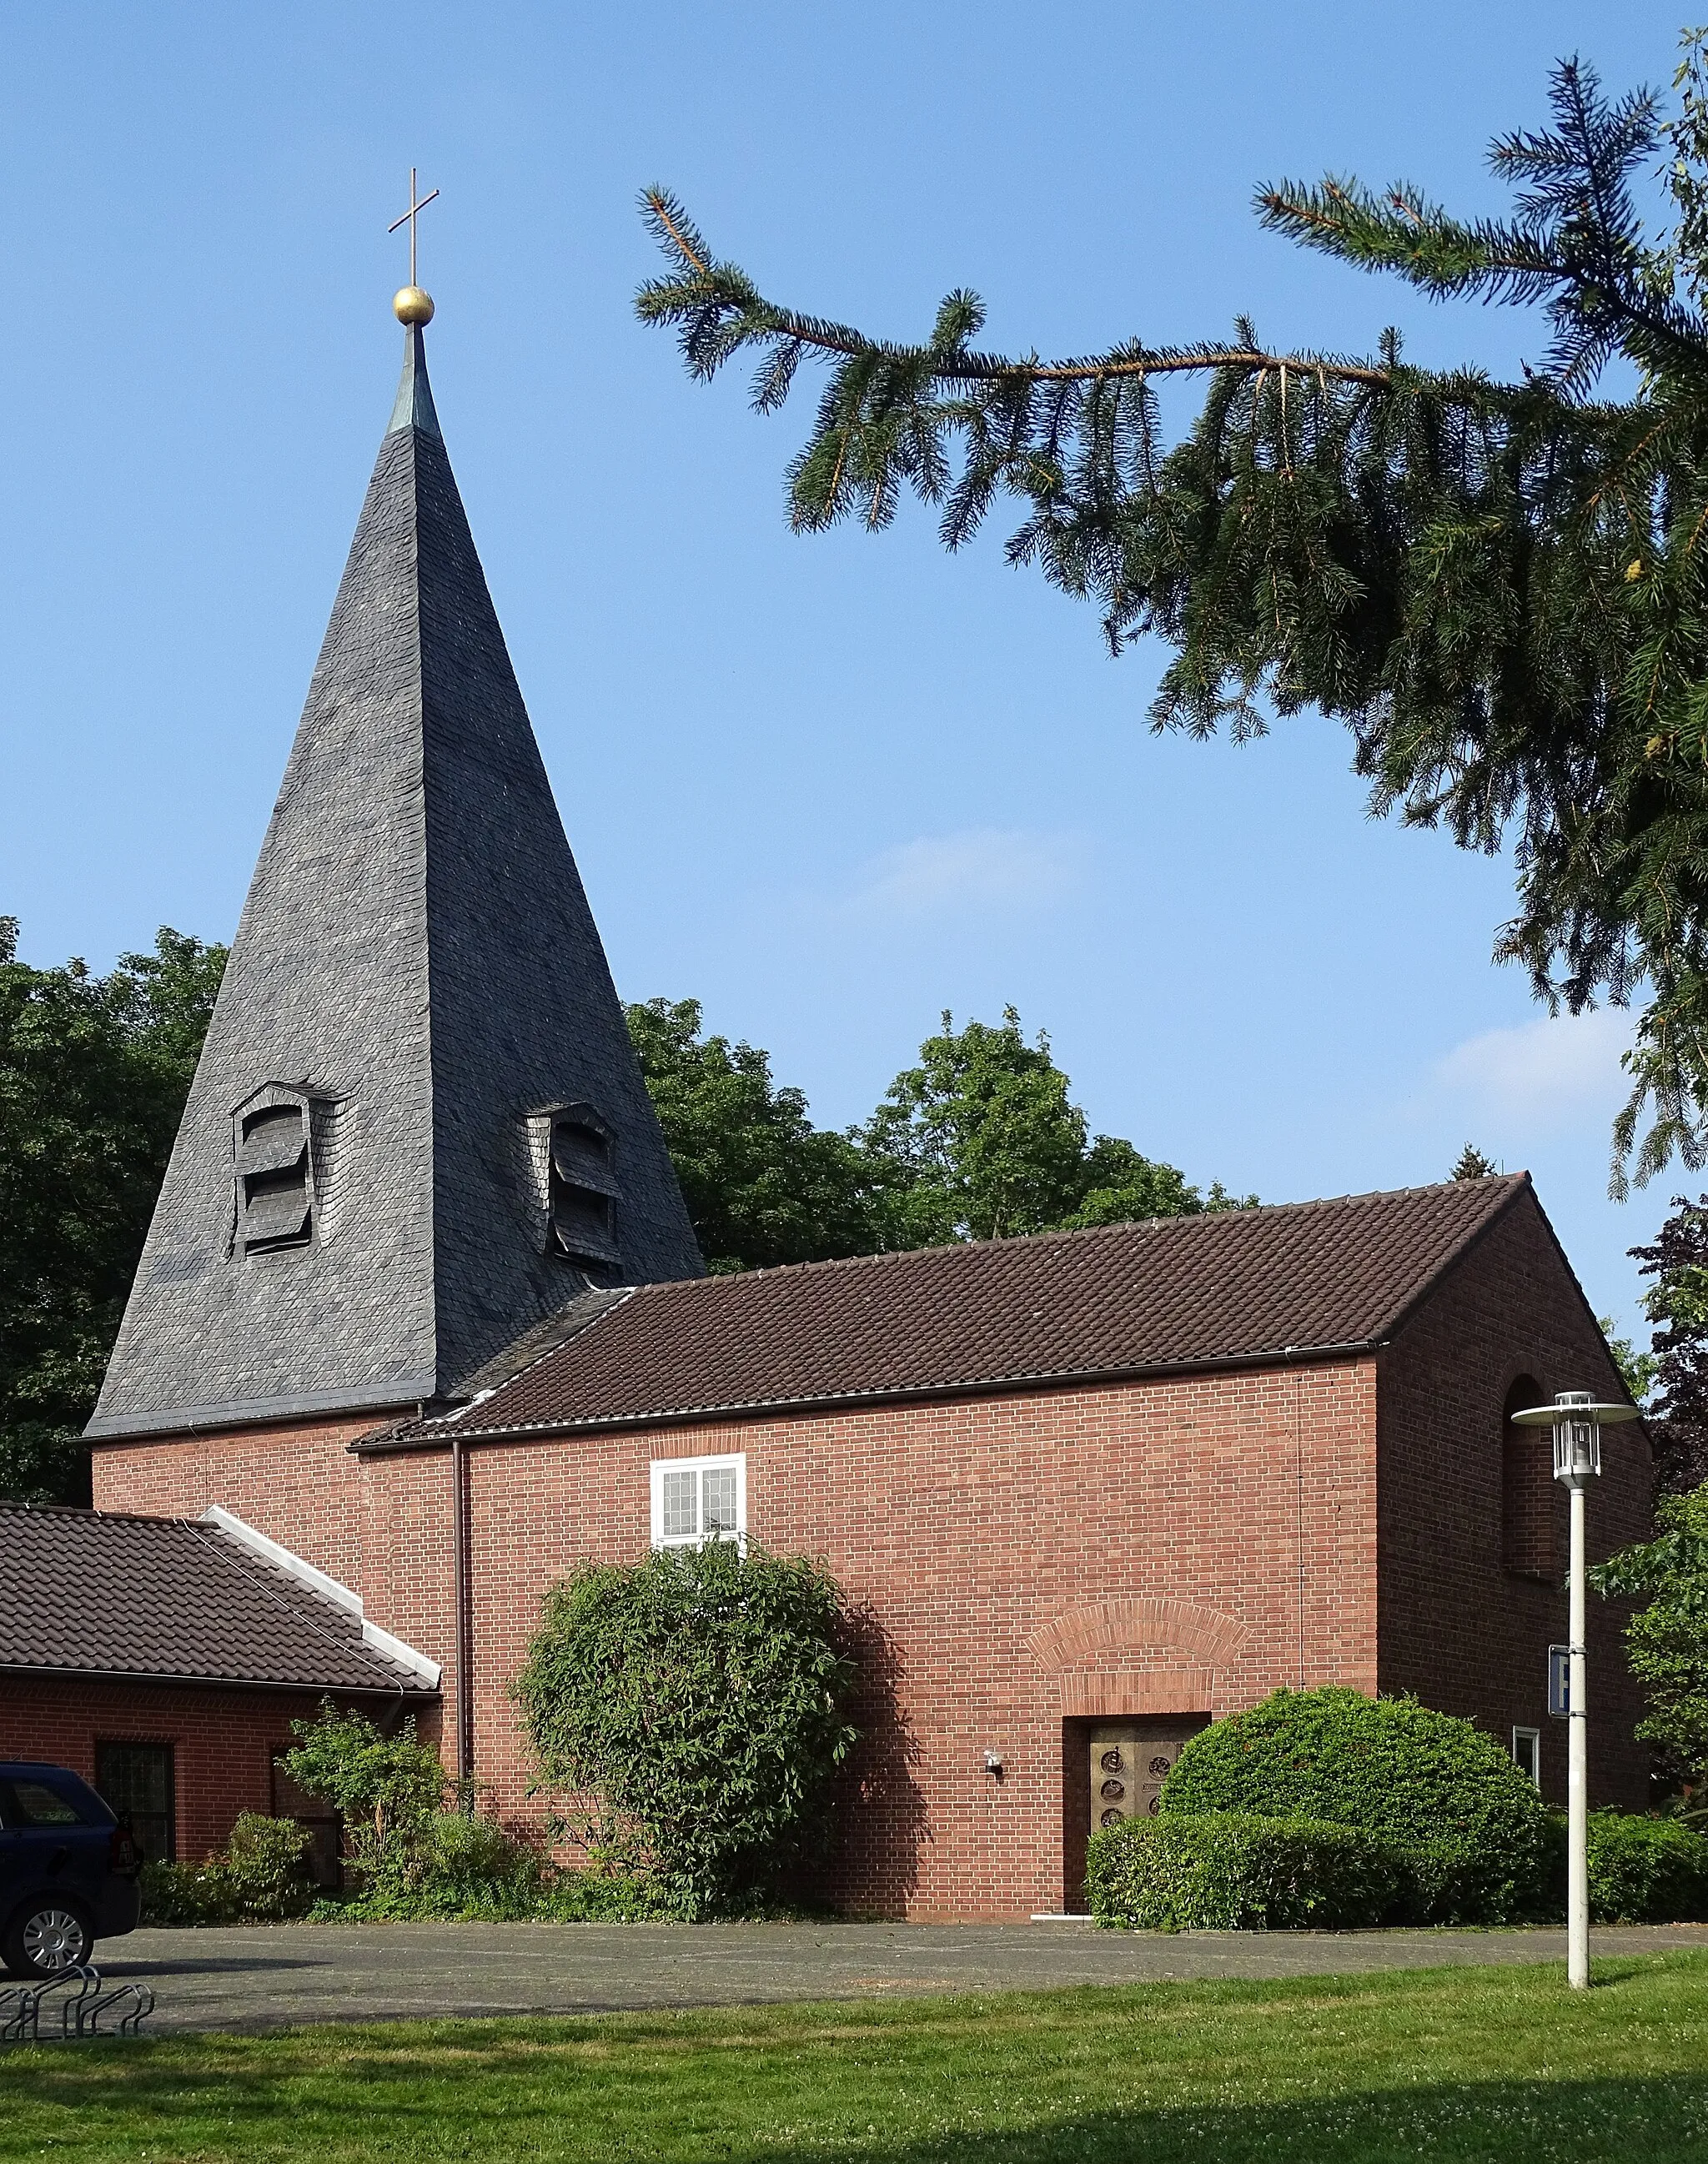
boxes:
[1,284,1654,1919]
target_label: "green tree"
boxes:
[861,1007,1248,1246]
[624,996,884,1271]
[1630,1194,1708,1493]
[1598,1313,1660,1412]
[1452,1145,1498,1181]
[1592,1484,1708,1801]
[0,919,226,1504]
[635,34,1708,1192]
[281,1703,459,1888]
[512,1540,858,1917]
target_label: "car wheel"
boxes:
[3,1900,93,1979]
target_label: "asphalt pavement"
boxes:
[89,1919,1708,2032]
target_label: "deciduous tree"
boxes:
[1630,1195,1708,1494]
[625,996,883,1271]
[1593,1484,1708,1800]
[859,1007,1247,1245]
[0,920,225,1504]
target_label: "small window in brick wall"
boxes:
[1503,1375,1560,1580]
[94,1740,176,1863]
[651,1454,746,1547]
[272,1753,342,1888]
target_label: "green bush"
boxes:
[513,1540,858,1919]
[138,1814,313,1925]
[139,1857,232,1926]
[281,1703,554,1921]
[217,1812,316,1919]
[320,1810,545,1922]
[543,1867,681,1922]
[1585,1810,1708,1923]
[281,1704,445,1884]
[1086,1811,1403,1931]
[1160,1689,1550,1922]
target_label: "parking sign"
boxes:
[1548,1644,1571,1719]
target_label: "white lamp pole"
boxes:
[1511,1390,1640,1990]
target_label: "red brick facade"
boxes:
[85,1187,1651,1917]
[0,1674,438,1863]
[1375,1197,1650,1813]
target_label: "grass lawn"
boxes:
[5,1953,1708,2162]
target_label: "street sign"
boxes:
[1549,1644,1571,1719]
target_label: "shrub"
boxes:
[215,1812,316,1920]
[138,1814,313,1926]
[1585,1810,1708,1922]
[1086,1812,1403,1931]
[1160,1688,1550,1922]
[279,1703,570,1923]
[139,1857,232,1926]
[513,1540,858,1918]
[281,1703,445,1884]
[544,1867,680,1922]
[324,1810,545,1921]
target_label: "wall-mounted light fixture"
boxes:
[982,1749,1005,1778]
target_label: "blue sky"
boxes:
[0,3,1694,1338]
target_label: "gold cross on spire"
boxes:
[389,168,440,324]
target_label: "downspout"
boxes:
[450,1426,474,1797]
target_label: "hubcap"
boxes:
[21,1908,87,1971]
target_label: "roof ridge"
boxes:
[374,1168,1545,1453]
[622,1172,1535,1299]
[0,1499,205,1528]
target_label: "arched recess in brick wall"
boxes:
[1027,1595,1249,1718]
[1502,1373,1559,1580]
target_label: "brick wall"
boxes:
[0,1675,436,1862]
[89,1410,393,1596]
[467,1359,1379,1919]
[98,1359,1380,1918]
[1376,1193,1653,1810]
[88,1186,1652,1915]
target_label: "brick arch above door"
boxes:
[1026,1595,1249,1718]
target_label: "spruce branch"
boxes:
[635,38,1708,1194]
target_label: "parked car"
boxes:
[0,1762,141,1977]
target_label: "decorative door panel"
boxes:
[1088,1720,1202,1834]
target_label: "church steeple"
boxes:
[88,304,702,1441]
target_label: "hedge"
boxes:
[1086,1811,1404,1931]
[1160,1688,1549,1921]
[1585,1812,1708,1923]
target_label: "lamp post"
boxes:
[1510,1390,1641,1989]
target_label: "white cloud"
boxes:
[843,828,1084,922]
[1431,1007,1637,1130]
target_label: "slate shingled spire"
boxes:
[88,323,702,1440]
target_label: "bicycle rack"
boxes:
[75,1978,156,2036]
[0,1965,154,2042]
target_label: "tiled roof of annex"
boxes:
[0,1504,438,1695]
[372,1174,1534,1449]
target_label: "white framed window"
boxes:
[1512,1727,1541,1790]
[650,1453,746,1548]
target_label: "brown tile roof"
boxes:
[376,1176,1532,1448]
[0,1504,437,1695]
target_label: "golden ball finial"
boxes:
[394,284,435,326]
